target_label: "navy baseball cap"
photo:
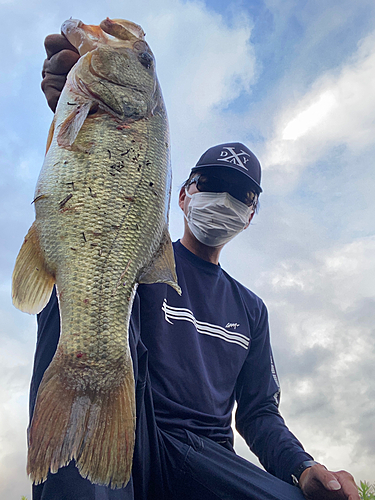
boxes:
[191,142,262,193]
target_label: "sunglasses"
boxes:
[187,173,258,208]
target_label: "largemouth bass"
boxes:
[12,18,180,488]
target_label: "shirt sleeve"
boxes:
[29,287,60,422]
[235,301,313,483]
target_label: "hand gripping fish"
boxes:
[12,18,180,488]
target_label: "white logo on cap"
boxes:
[217,147,250,170]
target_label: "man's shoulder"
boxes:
[220,267,266,311]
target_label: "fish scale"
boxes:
[12,18,180,488]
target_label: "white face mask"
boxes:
[184,190,254,247]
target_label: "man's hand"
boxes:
[299,463,360,500]
[41,34,80,112]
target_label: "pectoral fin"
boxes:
[45,115,56,155]
[138,228,181,295]
[57,100,93,148]
[12,222,55,314]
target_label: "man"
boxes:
[30,33,359,500]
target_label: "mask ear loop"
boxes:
[183,188,193,225]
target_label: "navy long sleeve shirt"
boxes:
[137,241,313,482]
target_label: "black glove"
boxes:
[41,34,80,112]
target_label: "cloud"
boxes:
[148,4,255,118]
[281,91,337,141]
[0,285,35,500]
[143,1,257,185]
[262,29,375,190]
[227,232,375,481]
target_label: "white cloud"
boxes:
[262,29,375,188]
[263,236,375,311]
[0,288,35,500]
[321,237,375,308]
[147,3,255,120]
[282,91,337,141]
[250,236,375,481]
[143,2,257,185]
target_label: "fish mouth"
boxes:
[62,18,146,56]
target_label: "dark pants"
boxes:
[32,429,305,500]
[31,290,305,500]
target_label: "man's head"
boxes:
[179,142,262,253]
[182,142,261,210]
[191,142,262,196]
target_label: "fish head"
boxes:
[61,18,163,120]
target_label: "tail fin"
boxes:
[27,357,135,488]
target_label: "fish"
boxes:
[12,18,180,488]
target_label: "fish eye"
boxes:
[138,52,153,69]
[133,40,148,52]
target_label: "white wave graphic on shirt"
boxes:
[161,299,249,349]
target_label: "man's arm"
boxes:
[235,301,313,482]
[41,33,79,112]
[235,301,359,500]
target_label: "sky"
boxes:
[1,0,375,498]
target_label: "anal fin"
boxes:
[138,227,181,295]
[12,222,55,314]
